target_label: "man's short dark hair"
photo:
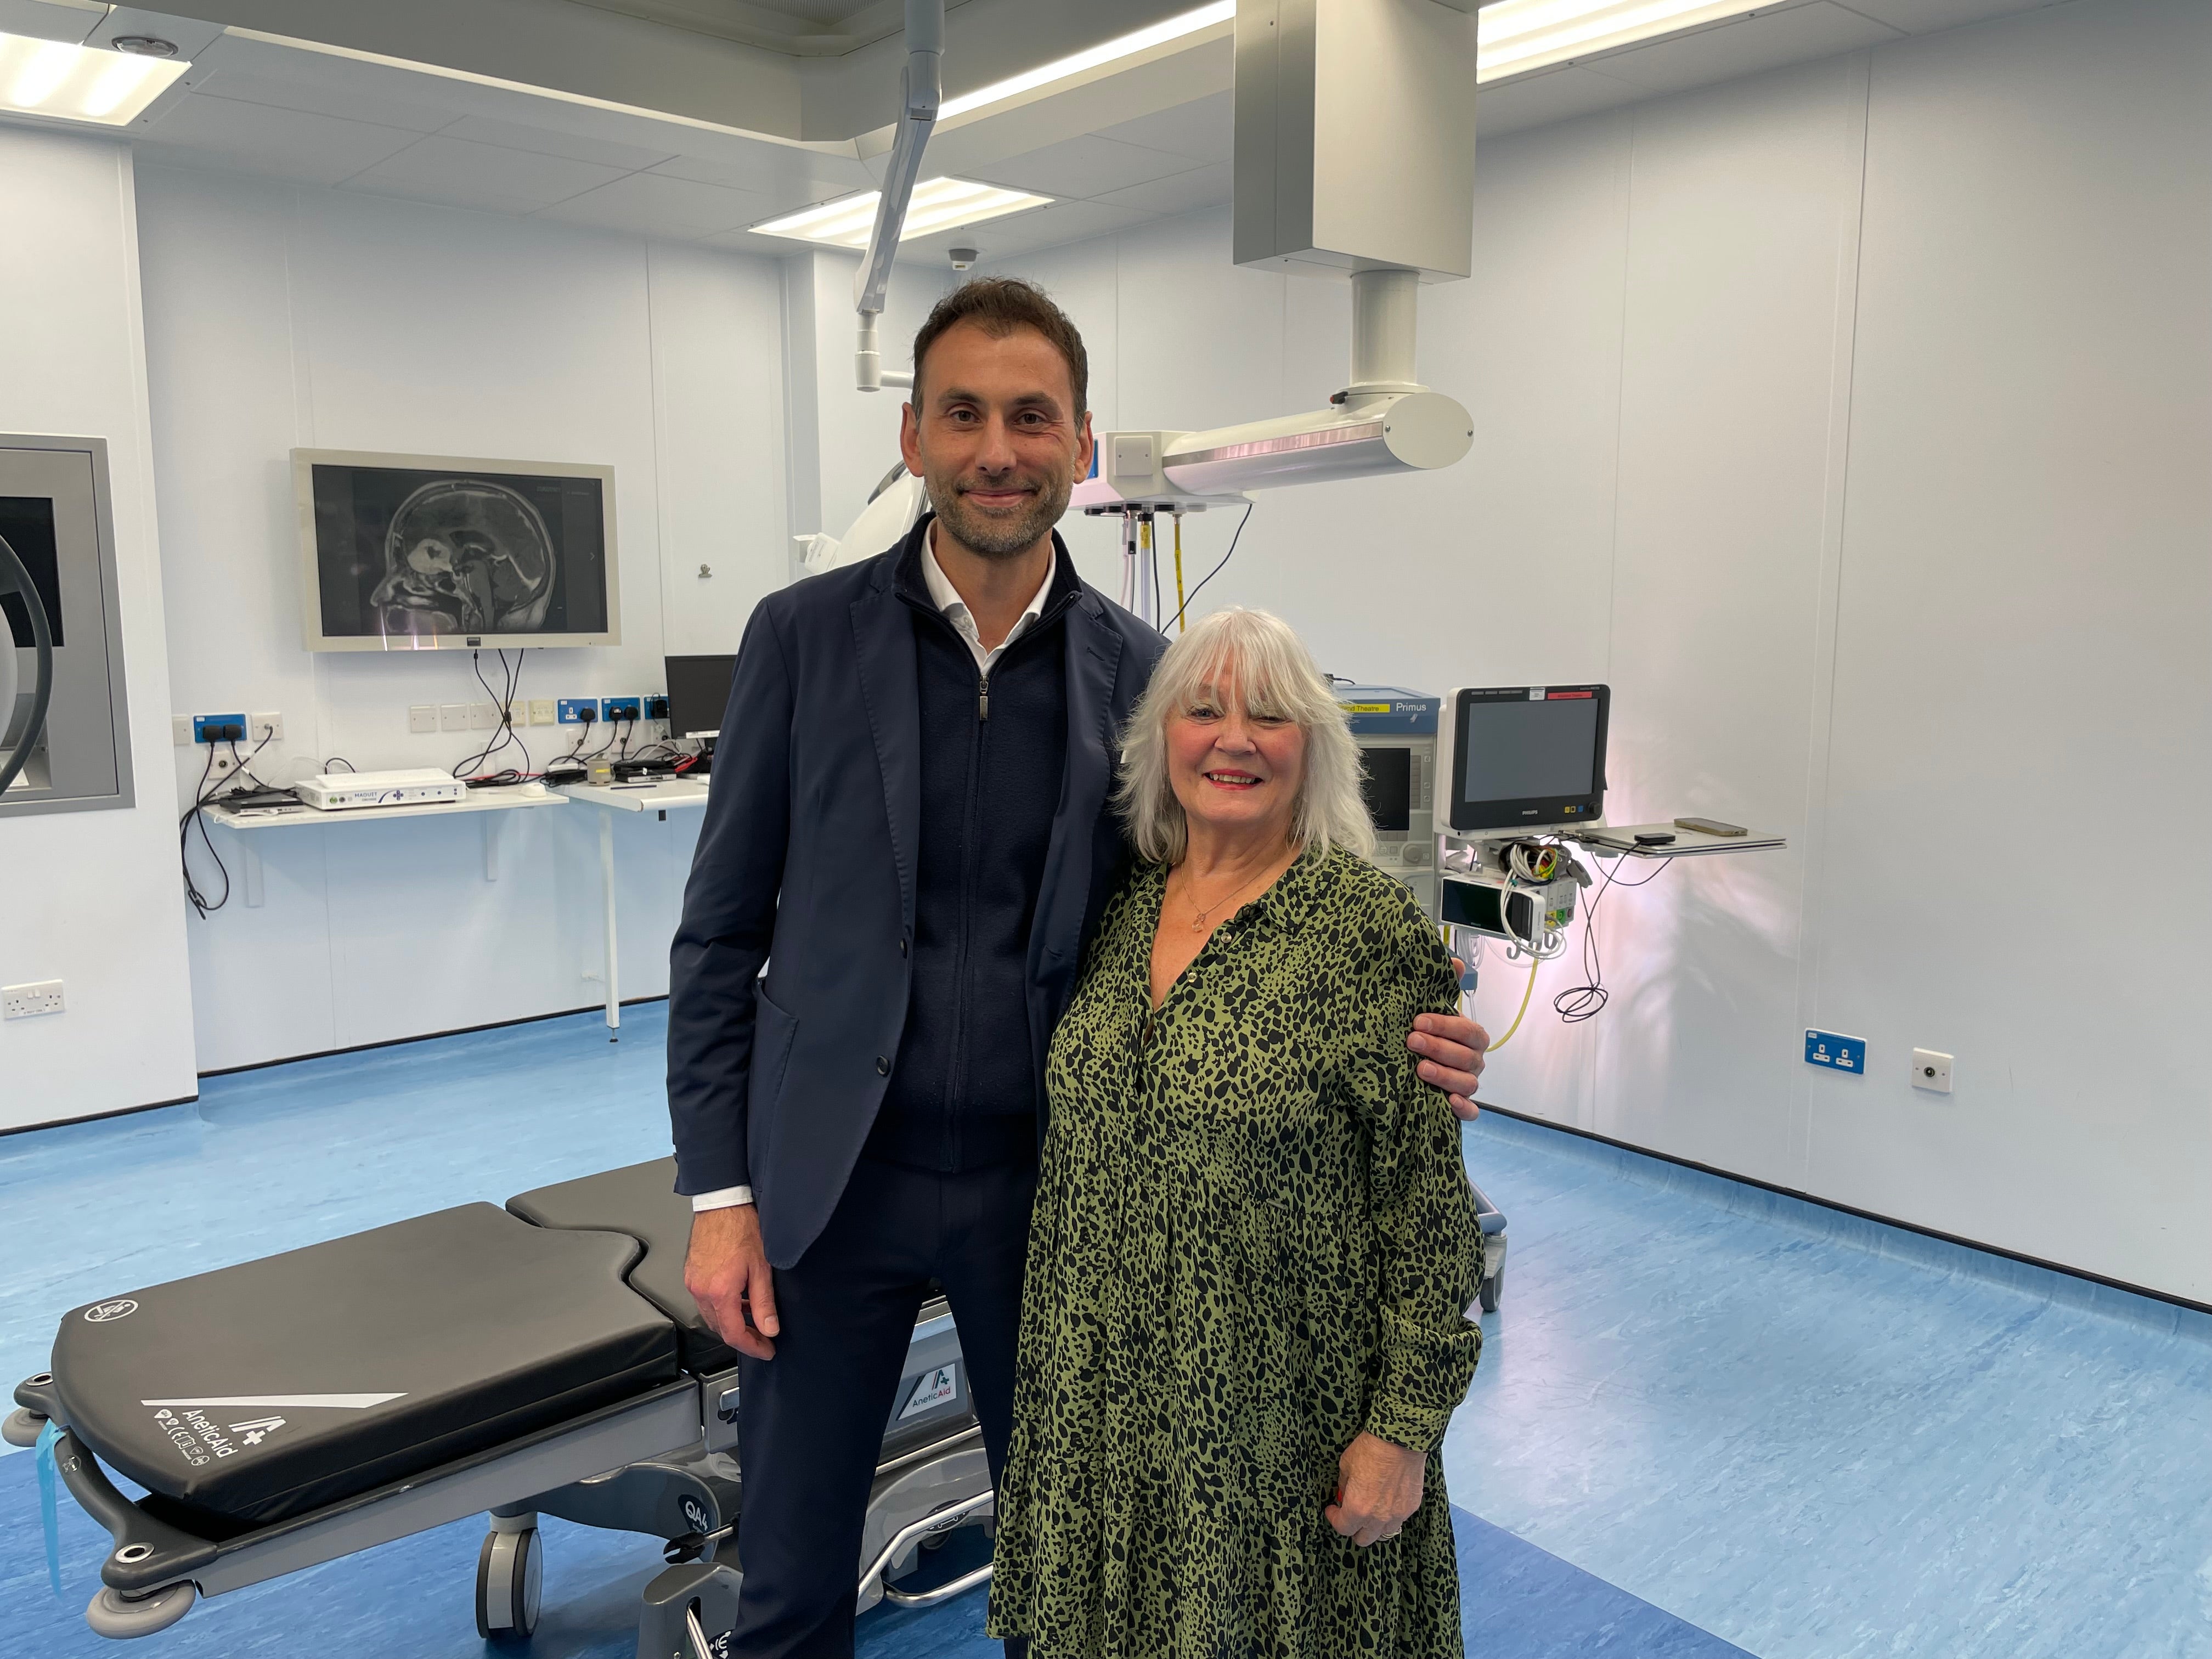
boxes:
[911,277,1089,416]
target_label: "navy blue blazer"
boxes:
[667,519,1166,1268]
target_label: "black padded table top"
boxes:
[508,1159,738,1373]
[50,1204,681,1530]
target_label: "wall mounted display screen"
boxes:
[1448,684,1609,831]
[295,450,619,651]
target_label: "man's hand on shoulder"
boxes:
[685,1204,781,1361]
[1409,966,1488,1121]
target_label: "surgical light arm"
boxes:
[854,0,943,394]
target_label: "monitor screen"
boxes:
[665,654,737,740]
[1358,745,1413,833]
[296,451,618,651]
[0,496,63,649]
[1449,685,1608,831]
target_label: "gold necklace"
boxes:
[1176,859,1274,933]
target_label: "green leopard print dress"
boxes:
[986,843,1484,1659]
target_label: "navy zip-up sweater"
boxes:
[861,541,1078,1171]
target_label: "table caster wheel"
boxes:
[477,1523,541,1640]
[86,1582,196,1638]
[1478,1269,1502,1313]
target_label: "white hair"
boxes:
[1116,607,1376,866]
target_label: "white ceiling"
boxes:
[0,0,2058,268]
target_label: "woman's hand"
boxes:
[1324,1432,1426,1547]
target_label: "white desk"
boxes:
[557,778,714,1031]
[205,786,566,907]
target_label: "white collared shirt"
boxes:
[920,530,1058,675]
[689,529,1058,1214]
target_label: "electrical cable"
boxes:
[1553,852,1674,1023]
[1172,512,1187,635]
[178,725,275,918]
[1169,498,1255,633]
[1485,955,1542,1052]
[321,756,357,772]
[453,648,533,782]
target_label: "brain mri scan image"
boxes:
[370,479,557,637]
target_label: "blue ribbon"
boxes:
[36,1418,65,1598]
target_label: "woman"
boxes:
[988,608,1485,1658]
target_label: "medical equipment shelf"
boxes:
[202,786,566,906]
[557,778,712,1032]
[1564,821,1787,859]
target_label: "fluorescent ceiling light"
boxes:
[939,0,1235,120]
[752,177,1052,249]
[0,31,188,125]
[1477,0,1762,80]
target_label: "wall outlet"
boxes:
[469,702,499,731]
[556,698,597,725]
[439,703,471,732]
[249,711,284,743]
[408,705,439,735]
[1803,1029,1866,1074]
[1911,1048,1954,1094]
[528,699,557,726]
[190,713,247,744]
[2,979,65,1019]
[600,696,642,723]
[645,695,670,722]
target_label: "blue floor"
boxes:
[3,1005,2207,1657]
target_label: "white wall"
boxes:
[983,0,2212,1302]
[134,168,793,1071]
[0,129,198,1133]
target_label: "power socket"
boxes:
[1911,1048,1954,1094]
[2,979,65,1020]
[528,699,558,726]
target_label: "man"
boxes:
[667,278,1489,1659]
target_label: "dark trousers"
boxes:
[730,1153,1037,1659]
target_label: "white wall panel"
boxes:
[136,167,786,1073]
[1589,55,1871,1186]
[0,131,197,1131]
[1809,0,2212,1295]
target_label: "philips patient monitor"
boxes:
[1438,685,1609,834]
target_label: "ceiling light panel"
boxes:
[939,0,1235,121]
[0,31,189,125]
[1476,0,1765,81]
[751,177,1051,249]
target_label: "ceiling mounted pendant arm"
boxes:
[855,0,944,393]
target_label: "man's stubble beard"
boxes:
[924,467,1075,561]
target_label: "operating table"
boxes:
[9,1156,1509,1652]
[7,1158,995,1652]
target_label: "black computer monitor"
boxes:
[664,654,737,741]
[1443,684,1609,832]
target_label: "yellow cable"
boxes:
[1486,956,1542,1051]
[1172,513,1188,633]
